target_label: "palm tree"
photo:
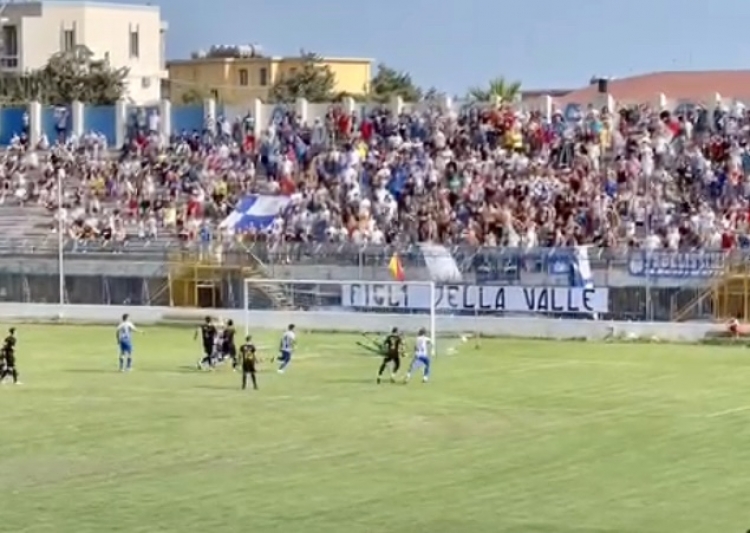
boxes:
[467,77,522,103]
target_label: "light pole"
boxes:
[57,168,65,310]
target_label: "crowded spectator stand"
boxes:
[0,95,748,263]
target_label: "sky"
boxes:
[115,0,750,95]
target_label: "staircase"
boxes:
[711,265,750,321]
[671,285,715,322]
[673,258,750,322]
[168,245,293,310]
[237,260,293,310]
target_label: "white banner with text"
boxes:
[340,284,609,314]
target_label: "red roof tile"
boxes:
[555,70,750,108]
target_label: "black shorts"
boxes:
[203,342,213,357]
[224,343,237,357]
[383,353,399,363]
[242,362,256,373]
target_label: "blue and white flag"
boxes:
[219,194,291,232]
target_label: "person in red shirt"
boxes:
[360,119,373,143]
[337,111,351,139]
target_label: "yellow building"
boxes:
[166,46,372,104]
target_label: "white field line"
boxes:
[706,405,750,418]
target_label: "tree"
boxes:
[269,51,336,103]
[332,91,367,103]
[368,63,422,103]
[422,87,443,101]
[180,86,211,105]
[0,46,128,106]
[467,77,522,103]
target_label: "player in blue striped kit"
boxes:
[277,324,296,373]
[116,314,139,372]
[405,328,431,383]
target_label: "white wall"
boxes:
[6,1,166,104]
[0,303,723,343]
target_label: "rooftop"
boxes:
[5,1,160,11]
[168,55,373,66]
[556,70,750,106]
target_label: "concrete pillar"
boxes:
[342,96,356,115]
[159,98,172,139]
[203,98,216,131]
[389,95,404,115]
[657,93,668,110]
[541,95,553,122]
[295,97,308,125]
[28,101,42,147]
[252,98,262,137]
[114,99,128,148]
[71,101,84,138]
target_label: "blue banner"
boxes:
[627,251,726,278]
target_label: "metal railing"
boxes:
[0,240,733,321]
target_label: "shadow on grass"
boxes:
[192,384,233,390]
[323,376,406,386]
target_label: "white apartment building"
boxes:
[0,1,168,104]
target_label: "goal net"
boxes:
[242,279,457,356]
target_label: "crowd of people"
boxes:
[3,98,750,252]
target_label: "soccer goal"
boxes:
[242,278,445,355]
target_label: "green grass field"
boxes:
[2,325,750,533]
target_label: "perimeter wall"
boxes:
[0,303,721,343]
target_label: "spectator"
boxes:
[2,97,750,254]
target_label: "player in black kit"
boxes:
[377,327,403,384]
[195,316,217,369]
[240,335,258,390]
[0,327,19,385]
[222,319,238,369]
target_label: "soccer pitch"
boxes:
[2,325,750,533]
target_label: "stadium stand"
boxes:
[2,96,749,254]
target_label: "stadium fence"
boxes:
[0,239,728,323]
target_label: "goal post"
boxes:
[242,279,439,356]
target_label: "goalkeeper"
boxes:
[375,327,404,384]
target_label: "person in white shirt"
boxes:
[405,328,432,383]
[277,324,296,373]
[116,313,139,372]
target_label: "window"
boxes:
[63,28,75,52]
[259,67,268,87]
[141,77,151,89]
[129,27,139,58]
[238,68,248,86]
[1,25,18,67]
